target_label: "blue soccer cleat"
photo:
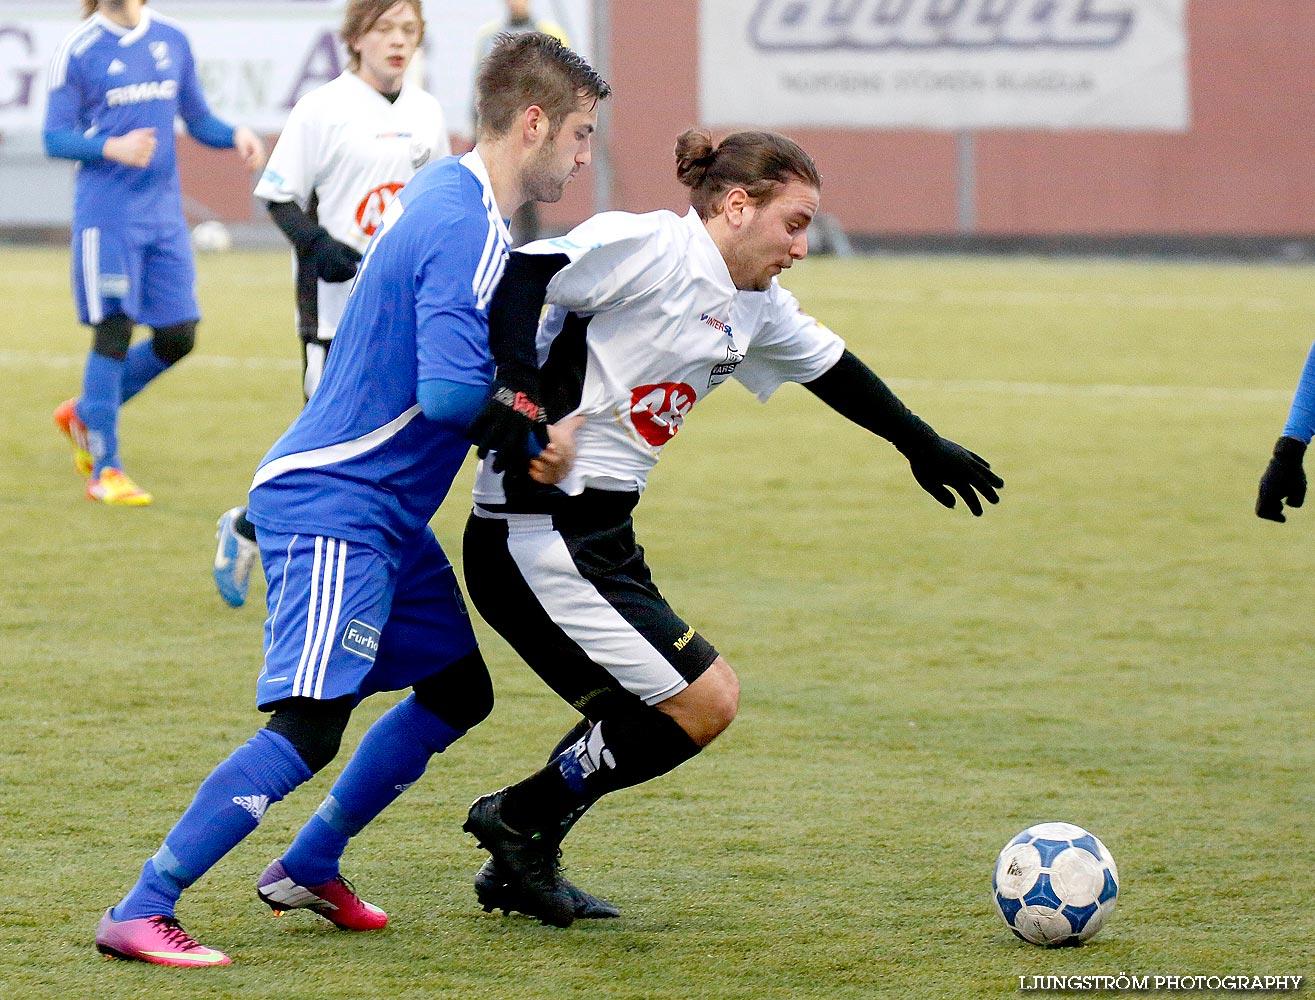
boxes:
[213,506,259,608]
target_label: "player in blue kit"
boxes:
[94,32,609,967]
[1257,339,1315,522]
[45,0,264,505]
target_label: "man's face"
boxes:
[522,103,598,204]
[354,2,422,93]
[724,179,819,291]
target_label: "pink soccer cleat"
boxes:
[95,909,231,967]
[256,859,388,931]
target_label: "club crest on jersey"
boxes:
[410,141,431,169]
[340,619,381,661]
[708,344,746,387]
[150,41,171,69]
[629,382,696,447]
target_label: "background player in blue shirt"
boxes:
[1257,340,1315,521]
[95,32,609,967]
[46,0,264,505]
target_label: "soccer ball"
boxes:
[992,822,1119,947]
[192,220,233,253]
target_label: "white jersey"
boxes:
[254,71,450,340]
[472,207,845,506]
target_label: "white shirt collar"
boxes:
[459,149,513,246]
[96,7,152,46]
[681,207,737,295]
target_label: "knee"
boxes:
[150,320,197,365]
[661,657,739,748]
[264,695,354,773]
[92,314,133,361]
[412,649,494,733]
[701,657,740,737]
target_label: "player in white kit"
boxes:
[213,0,450,608]
[461,129,1005,926]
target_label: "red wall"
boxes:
[181,0,1315,238]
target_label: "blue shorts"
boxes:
[71,219,199,328]
[255,527,479,709]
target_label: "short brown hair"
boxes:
[82,0,146,17]
[475,32,611,140]
[341,0,424,71]
[675,129,822,220]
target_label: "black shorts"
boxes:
[463,490,719,720]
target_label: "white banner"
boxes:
[0,0,590,137]
[699,0,1189,131]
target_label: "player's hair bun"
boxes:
[675,128,718,188]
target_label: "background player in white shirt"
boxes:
[213,0,450,608]
[460,129,1005,926]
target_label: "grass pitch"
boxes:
[0,246,1312,999]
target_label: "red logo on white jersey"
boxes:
[629,382,696,446]
[356,183,405,236]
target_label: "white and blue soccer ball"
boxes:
[992,822,1119,947]
[192,220,233,253]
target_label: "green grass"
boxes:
[1,247,1313,998]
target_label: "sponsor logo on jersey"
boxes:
[708,344,746,388]
[150,40,171,69]
[106,58,126,75]
[699,312,732,334]
[629,382,696,447]
[356,182,405,237]
[106,79,177,107]
[673,626,696,651]
[749,0,1136,51]
[340,619,381,661]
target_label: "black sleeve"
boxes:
[266,198,326,254]
[802,349,933,448]
[487,251,571,372]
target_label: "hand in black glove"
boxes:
[1256,435,1307,522]
[468,366,549,475]
[896,424,1003,516]
[308,231,362,283]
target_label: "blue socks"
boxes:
[120,341,170,403]
[281,696,463,887]
[78,352,123,475]
[78,340,172,476]
[113,729,311,921]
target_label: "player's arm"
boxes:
[174,34,264,168]
[42,51,156,167]
[467,251,571,473]
[804,350,1003,516]
[1256,341,1315,522]
[265,199,362,283]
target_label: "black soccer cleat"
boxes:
[475,857,620,920]
[464,789,576,927]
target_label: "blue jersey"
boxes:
[44,9,219,228]
[247,151,512,551]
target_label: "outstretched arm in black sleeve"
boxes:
[467,251,571,474]
[803,350,1003,515]
[266,199,361,283]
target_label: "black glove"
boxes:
[895,423,1003,516]
[1256,435,1307,522]
[469,365,549,475]
[308,231,362,283]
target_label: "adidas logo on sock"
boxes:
[233,794,270,820]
